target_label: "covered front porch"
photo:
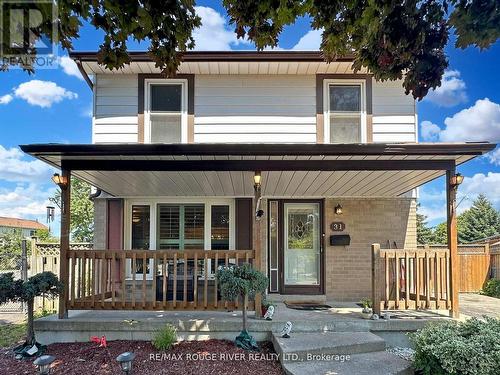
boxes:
[21,142,496,320]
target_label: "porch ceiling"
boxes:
[20,142,496,198]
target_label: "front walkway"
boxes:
[459,293,500,319]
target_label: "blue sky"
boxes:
[0,1,499,236]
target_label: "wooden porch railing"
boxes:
[65,249,255,311]
[372,244,451,314]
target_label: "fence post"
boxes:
[21,239,28,281]
[372,243,381,315]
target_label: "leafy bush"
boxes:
[152,324,177,350]
[481,279,500,298]
[409,317,500,375]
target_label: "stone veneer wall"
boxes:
[324,197,417,301]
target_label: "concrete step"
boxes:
[282,351,414,375]
[272,332,386,362]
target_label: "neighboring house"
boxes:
[0,216,47,238]
[21,51,495,318]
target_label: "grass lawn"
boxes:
[0,321,26,348]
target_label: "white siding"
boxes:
[93,74,138,144]
[194,75,316,143]
[91,73,417,144]
[372,80,417,143]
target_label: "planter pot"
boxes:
[361,310,372,319]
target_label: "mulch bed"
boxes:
[0,339,284,375]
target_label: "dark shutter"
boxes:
[235,198,253,250]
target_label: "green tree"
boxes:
[50,178,94,242]
[2,1,498,99]
[217,264,268,334]
[35,228,57,243]
[0,272,62,346]
[417,204,435,245]
[0,229,23,270]
[459,194,500,243]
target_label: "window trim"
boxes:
[144,78,188,144]
[124,198,235,279]
[323,78,367,144]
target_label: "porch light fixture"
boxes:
[450,173,464,187]
[116,351,136,374]
[51,173,68,189]
[33,355,55,375]
[253,171,262,192]
[334,204,343,215]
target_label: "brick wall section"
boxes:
[93,197,106,249]
[324,198,417,301]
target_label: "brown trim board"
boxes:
[138,74,195,143]
[316,74,373,143]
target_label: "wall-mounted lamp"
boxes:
[334,204,343,215]
[51,173,68,189]
[254,171,262,192]
[450,173,464,188]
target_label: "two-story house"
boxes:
[21,51,495,318]
[0,216,47,238]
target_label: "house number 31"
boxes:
[330,222,345,231]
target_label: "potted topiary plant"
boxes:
[360,298,373,319]
[0,271,62,356]
[217,263,268,350]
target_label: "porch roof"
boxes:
[20,142,495,198]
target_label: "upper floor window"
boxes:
[145,79,187,143]
[324,80,366,143]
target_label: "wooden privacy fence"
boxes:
[65,249,255,311]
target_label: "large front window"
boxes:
[127,200,234,277]
[146,80,187,143]
[157,204,205,250]
[326,82,365,143]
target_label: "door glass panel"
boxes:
[131,205,150,274]
[284,203,320,285]
[211,205,229,250]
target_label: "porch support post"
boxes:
[446,166,459,318]
[58,169,71,319]
[253,178,263,318]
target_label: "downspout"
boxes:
[75,58,94,90]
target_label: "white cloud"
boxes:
[418,173,500,224]
[0,145,55,183]
[292,29,322,50]
[486,147,500,166]
[420,98,500,143]
[193,6,249,50]
[13,80,78,108]
[425,70,467,107]
[440,98,500,142]
[420,120,441,141]
[59,56,83,80]
[460,172,500,206]
[0,94,13,105]
[0,183,56,220]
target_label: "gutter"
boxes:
[75,58,94,90]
